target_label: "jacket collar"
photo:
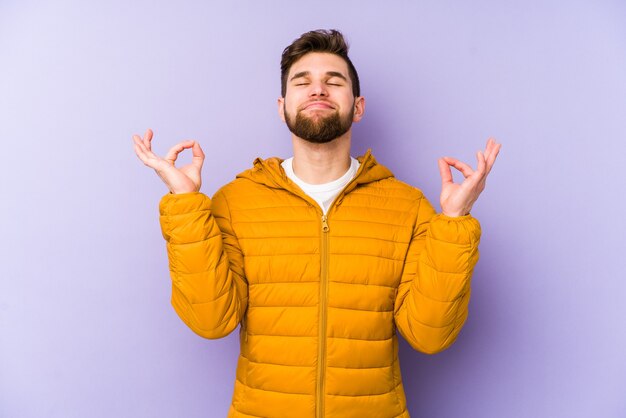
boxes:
[236,149,394,196]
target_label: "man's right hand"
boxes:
[132,128,205,194]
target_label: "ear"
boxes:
[277,97,286,122]
[352,96,365,123]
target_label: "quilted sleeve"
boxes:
[393,195,481,354]
[159,190,248,339]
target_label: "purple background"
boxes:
[1,1,625,417]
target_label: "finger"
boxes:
[485,143,501,173]
[191,141,205,169]
[133,135,148,154]
[483,137,497,161]
[133,140,156,165]
[484,138,493,160]
[133,143,156,168]
[484,142,500,173]
[476,175,487,195]
[133,135,159,159]
[438,158,454,185]
[164,140,196,165]
[442,156,474,178]
[476,150,487,176]
[133,143,145,161]
[142,128,153,150]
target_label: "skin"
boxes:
[277,52,364,184]
[132,52,501,216]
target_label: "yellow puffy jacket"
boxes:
[159,150,481,418]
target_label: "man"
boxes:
[133,29,500,418]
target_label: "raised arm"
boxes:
[394,138,500,353]
[159,190,247,339]
[393,198,481,354]
[133,129,247,338]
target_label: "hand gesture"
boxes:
[437,138,501,217]
[132,128,205,194]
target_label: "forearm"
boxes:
[160,192,246,339]
[395,210,481,354]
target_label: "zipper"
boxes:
[311,165,367,418]
[317,214,330,418]
[258,157,370,418]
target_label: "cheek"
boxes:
[284,95,301,113]
[281,100,295,120]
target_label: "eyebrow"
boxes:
[289,71,348,82]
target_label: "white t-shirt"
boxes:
[281,157,360,214]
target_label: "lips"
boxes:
[302,101,335,110]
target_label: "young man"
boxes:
[133,29,501,418]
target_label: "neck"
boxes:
[291,131,352,184]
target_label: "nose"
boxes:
[309,81,328,97]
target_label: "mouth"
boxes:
[302,101,335,110]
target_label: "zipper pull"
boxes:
[321,215,330,233]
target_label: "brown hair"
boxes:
[280,29,360,98]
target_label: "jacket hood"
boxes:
[236,149,394,194]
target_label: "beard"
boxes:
[284,101,355,144]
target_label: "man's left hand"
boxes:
[437,138,502,217]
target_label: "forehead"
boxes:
[288,52,350,78]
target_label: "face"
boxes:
[278,52,365,143]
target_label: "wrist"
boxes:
[442,211,469,218]
[170,189,198,195]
